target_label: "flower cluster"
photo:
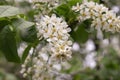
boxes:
[37,14,72,61]
[30,0,58,3]
[30,0,51,3]
[72,1,120,33]
[21,14,72,80]
[20,45,62,80]
[20,54,32,78]
[30,0,60,9]
[31,0,61,23]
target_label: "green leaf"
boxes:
[11,18,37,43]
[94,0,100,3]
[54,4,69,17]
[0,6,21,18]
[0,19,10,31]
[83,19,92,30]
[12,18,34,29]
[71,22,89,43]
[89,0,100,3]
[0,0,8,5]
[68,0,82,7]
[22,44,32,63]
[54,4,77,24]
[20,26,37,43]
[0,26,20,63]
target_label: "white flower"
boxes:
[21,14,73,79]
[72,1,120,33]
[112,6,120,13]
[83,52,97,69]
[72,3,81,12]
[37,14,72,61]
[21,45,63,80]
[30,0,55,3]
